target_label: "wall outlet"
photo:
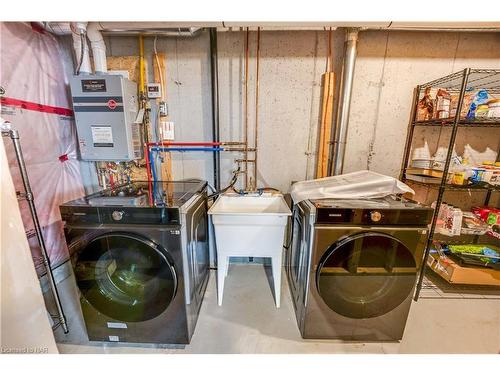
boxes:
[160,121,174,141]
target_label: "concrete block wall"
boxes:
[71,29,500,192]
[345,30,500,177]
[217,29,344,191]
[103,32,215,186]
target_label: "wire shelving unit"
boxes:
[399,68,500,300]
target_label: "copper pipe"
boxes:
[147,141,221,147]
[221,141,247,146]
[235,159,256,163]
[224,147,256,152]
[253,27,261,191]
[244,28,250,189]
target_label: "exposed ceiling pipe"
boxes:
[329,28,359,176]
[377,27,500,32]
[87,22,107,74]
[221,21,499,31]
[98,23,203,37]
[100,29,202,37]
[42,22,203,37]
[42,22,499,37]
[70,22,91,75]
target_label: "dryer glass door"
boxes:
[316,232,417,319]
[190,202,209,301]
[75,233,177,322]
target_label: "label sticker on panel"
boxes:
[107,322,127,329]
[91,126,114,147]
[81,79,106,92]
[108,335,119,342]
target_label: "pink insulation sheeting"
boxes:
[1,22,86,275]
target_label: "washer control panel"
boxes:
[370,210,382,222]
[112,210,124,221]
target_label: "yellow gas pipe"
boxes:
[139,35,145,97]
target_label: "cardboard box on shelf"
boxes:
[427,251,500,286]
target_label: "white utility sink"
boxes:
[209,193,291,216]
[208,193,292,307]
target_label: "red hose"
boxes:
[147,141,222,147]
[144,144,153,206]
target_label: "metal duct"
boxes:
[329,28,359,176]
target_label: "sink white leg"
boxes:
[271,255,282,308]
[217,255,228,306]
[225,258,230,277]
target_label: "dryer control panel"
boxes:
[312,197,433,226]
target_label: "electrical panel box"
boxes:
[69,75,142,161]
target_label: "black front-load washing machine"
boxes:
[59,180,209,345]
[286,196,433,341]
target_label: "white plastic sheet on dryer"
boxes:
[290,170,415,203]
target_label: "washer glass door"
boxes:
[75,232,177,322]
[316,232,417,319]
[288,206,304,296]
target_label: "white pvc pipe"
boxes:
[87,22,107,74]
[70,22,91,75]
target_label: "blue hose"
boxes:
[149,149,157,182]
[150,147,224,152]
[149,147,224,204]
[149,149,158,204]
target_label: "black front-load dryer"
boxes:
[286,197,433,341]
[60,180,209,345]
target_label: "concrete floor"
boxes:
[51,263,500,354]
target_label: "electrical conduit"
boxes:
[70,22,91,75]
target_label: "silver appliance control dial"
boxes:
[112,211,124,221]
[370,210,382,222]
